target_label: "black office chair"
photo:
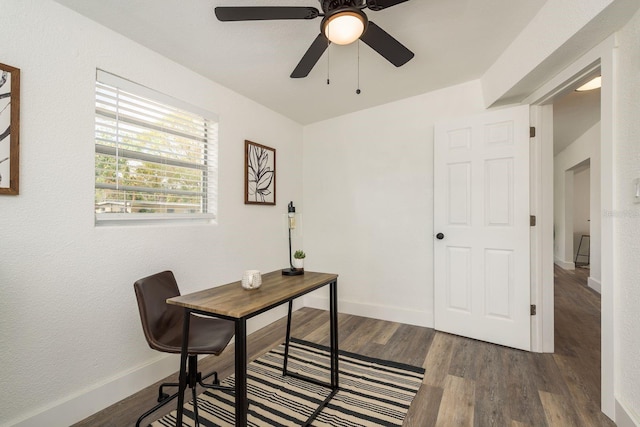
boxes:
[134,271,234,426]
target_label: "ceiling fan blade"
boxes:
[359,21,414,67]
[291,34,329,78]
[215,7,320,21]
[366,0,410,11]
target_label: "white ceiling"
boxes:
[553,88,601,156]
[53,0,547,125]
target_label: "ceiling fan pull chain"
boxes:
[327,32,331,84]
[356,41,361,94]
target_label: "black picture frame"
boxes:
[244,140,276,205]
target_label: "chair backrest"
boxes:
[134,270,184,353]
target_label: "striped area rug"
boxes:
[152,338,424,426]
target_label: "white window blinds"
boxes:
[94,71,217,221]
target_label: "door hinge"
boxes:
[530,127,536,137]
[531,304,537,316]
[530,215,536,226]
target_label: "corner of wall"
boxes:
[554,258,575,270]
[615,398,640,427]
[588,276,602,294]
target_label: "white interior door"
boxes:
[434,105,531,351]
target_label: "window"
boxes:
[94,70,217,223]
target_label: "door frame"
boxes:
[524,35,615,418]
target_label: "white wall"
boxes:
[0,1,303,425]
[553,122,601,288]
[613,8,640,423]
[572,165,591,261]
[573,166,591,235]
[301,80,485,327]
[2,1,639,426]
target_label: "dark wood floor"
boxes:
[75,265,609,426]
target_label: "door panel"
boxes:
[446,246,472,312]
[448,163,471,225]
[484,248,513,319]
[434,105,531,351]
[485,158,513,226]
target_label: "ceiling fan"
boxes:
[215,0,414,78]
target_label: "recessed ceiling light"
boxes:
[576,76,601,92]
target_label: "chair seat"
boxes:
[154,315,235,355]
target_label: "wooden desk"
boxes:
[167,270,339,426]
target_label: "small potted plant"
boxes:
[293,250,306,269]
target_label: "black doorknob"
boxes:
[436,233,445,240]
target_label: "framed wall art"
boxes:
[245,140,275,205]
[0,63,20,195]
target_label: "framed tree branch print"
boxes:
[245,140,276,205]
[0,63,19,195]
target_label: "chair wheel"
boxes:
[158,392,170,402]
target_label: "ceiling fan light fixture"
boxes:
[322,10,366,45]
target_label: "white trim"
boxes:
[554,258,576,270]
[530,106,542,353]
[6,306,294,427]
[304,295,433,328]
[599,36,616,420]
[527,35,616,418]
[523,60,601,106]
[588,276,602,294]
[8,353,178,427]
[615,398,640,427]
[529,104,555,353]
[540,105,556,354]
[95,212,216,226]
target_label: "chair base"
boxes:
[136,355,233,427]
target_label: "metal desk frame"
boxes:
[169,272,339,426]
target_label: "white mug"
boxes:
[242,270,262,290]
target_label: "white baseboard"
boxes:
[9,353,179,427]
[554,257,575,270]
[303,295,433,328]
[588,276,602,293]
[8,306,291,427]
[616,398,640,427]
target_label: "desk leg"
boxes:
[235,318,247,427]
[283,300,293,376]
[330,280,339,389]
[176,309,191,426]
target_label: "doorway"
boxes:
[552,81,601,293]
[526,37,616,418]
[550,75,604,414]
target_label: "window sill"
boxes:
[95,213,216,227]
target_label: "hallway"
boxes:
[553,265,607,425]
